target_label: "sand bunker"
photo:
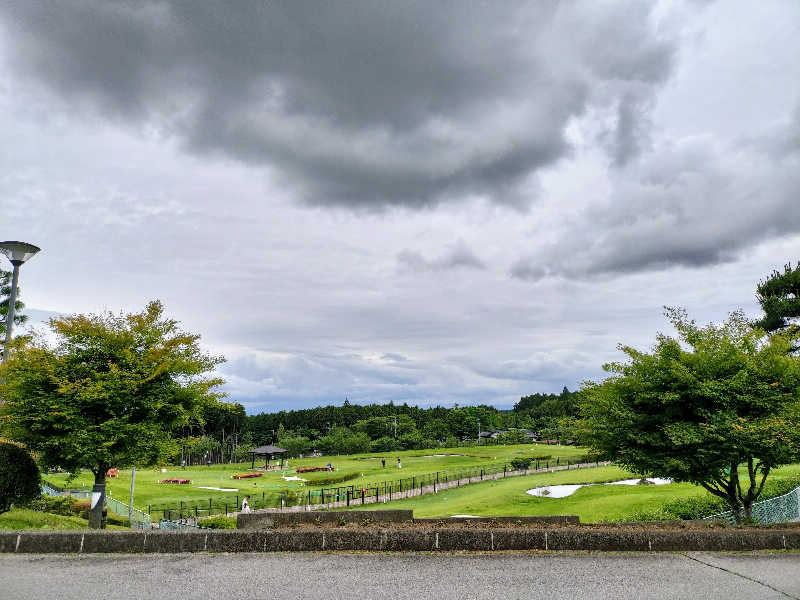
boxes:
[195,486,238,492]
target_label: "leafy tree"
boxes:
[316,426,370,455]
[494,429,529,444]
[0,440,41,513]
[0,301,224,528]
[756,262,800,344]
[277,433,311,458]
[370,436,402,452]
[578,308,800,522]
[421,419,451,442]
[0,268,27,338]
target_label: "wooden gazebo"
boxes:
[249,444,287,469]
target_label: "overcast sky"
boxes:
[1,1,799,414]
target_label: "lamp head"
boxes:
[0,241,41,266]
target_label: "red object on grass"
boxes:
[160,478,191,484]
[232,473,263,479]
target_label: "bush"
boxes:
[303,471,360,486]
[510,458,533,470]
[27,494,78,516]
[199,515,236,529]
[0,441,41,512]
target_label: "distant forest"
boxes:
[182,388,581,462]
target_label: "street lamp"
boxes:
[0,241,41,362]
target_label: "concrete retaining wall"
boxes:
[3,528,800,553]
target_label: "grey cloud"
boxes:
[0,1,676,210]
[512,134,800,280]
[397,240,486,273]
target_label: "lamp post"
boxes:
[0,241,41,362]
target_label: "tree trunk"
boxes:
[88,468,107,530]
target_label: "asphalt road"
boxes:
[2,552,800,600]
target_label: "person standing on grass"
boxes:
[381,458,386,468]
[241,496,251,513]
[397,457,402,469]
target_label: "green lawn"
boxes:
[44,443,586,513]
[0,509,127,530]
[350,463,800,522]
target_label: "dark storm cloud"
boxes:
[0,1,675,209]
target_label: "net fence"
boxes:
[704,486,800,525]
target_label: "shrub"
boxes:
[0,441,41,513]
[199,515,236,529]
[510,458,533,470]
[303,471,360,486]
[27,494,78,516]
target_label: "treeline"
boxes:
[184,388,581,461]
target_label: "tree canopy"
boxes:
[0,300,225,527]
[756,262,800,339]
[578,308,800,521]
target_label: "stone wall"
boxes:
[2,528,800,553]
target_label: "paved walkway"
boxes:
[4,552,799,599]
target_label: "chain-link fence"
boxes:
[704,486,800,525]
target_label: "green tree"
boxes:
[756,262,800,343]
[0,301,224,528]
[578,308,800,522]
[0,268,27,338]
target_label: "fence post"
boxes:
[504,465,506,477]
[346,490,351,506]
[480,469,483,480]
[195,506,198,518]
[389,485,392,501]
[209,498,212,515]
[225,503,228,516]
[433,480,436,493]
[308,490,311,505]
[375,487,379,503]
[148,504,151,516]
[180,501,183,520]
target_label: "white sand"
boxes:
[195,486,239,492]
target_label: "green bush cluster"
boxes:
[0,441,41,513]
[199,515,236,529]
[27,495,78,516]
[303,471,360,486]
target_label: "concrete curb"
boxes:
[2,528,800,553]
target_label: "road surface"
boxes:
[2,552,800,599]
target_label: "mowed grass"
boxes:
[352,463,800,522]
[44,443,586,509]
[0,508,127,530]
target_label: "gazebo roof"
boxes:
[249,445,287,455]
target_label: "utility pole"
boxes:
[393,416,397,439]
[128,467,136,526]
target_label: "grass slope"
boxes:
[349,463,800,522]
[44,443,585,510]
